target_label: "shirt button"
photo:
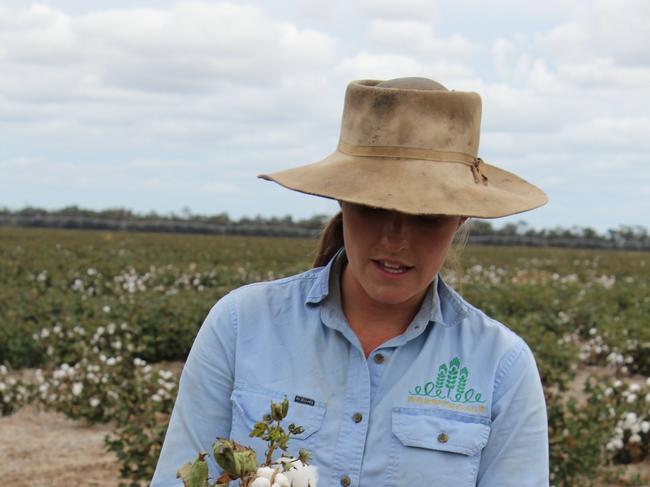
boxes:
[438,432,449,444]
[373,353,385,364]
[340,475,351,486]
[352,412,363,423]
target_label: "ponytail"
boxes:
[311,211,344,268]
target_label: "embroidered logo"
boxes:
[294,395,315,406]
[407,357,487,414]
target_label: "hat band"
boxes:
[337,141,488,185]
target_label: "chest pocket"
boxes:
[390,408,491,487]
[230,388,326,461]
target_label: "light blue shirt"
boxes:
[152,250,549,487]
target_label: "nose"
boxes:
[380,211,410,251]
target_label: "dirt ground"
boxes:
[0,406,121,487]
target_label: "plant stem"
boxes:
[264,421,279,465]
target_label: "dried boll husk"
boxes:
[176,452,210,487]
[213,438,258,480]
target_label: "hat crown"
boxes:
[339,79,482,157]
[258,77,548,218]
[376,77,448,91]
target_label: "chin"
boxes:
[367,288,417,306]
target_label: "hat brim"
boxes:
[258,151,548,218]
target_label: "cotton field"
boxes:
[1,227,649,486]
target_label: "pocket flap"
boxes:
[232,389,326,440]
[392,408,490,456]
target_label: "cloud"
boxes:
[0,156,43,170]
[542,0,650,67]
[561,117,650,153]
[366,19,476,59]
[355,0,436,19]
[69,3,336,93]
[333,51,475,85]
[200,181,238,194]
[128,158,200,169]
[0,3,337,115]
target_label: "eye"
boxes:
[417,214,444,225]
[357,205,387,217]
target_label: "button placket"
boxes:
[369,349,390,405]
[331,346,369,487]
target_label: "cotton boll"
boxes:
[251,477,272,487]
[282,461,319,487]
[272,472,290,487]
[256,467,276,481]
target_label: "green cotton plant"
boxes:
[177,397,314,487]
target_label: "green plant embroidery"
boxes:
[434,363,448,397]
[455,367,468,402]
[446,357,460,397]
[409,357,485,404]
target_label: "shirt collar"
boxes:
[305,247,344,305]
[307,248,467,329]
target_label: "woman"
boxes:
[152,78,550,486]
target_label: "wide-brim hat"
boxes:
[258,78,547,218]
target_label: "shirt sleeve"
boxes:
[477,341,549,487]
[150,293,237,486]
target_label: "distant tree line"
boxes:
[1,205,648,250]
[467,220,650,250]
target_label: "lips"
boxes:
[373,259,413,274]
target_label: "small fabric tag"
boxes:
[294,395,315,406]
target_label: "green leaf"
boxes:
[250,421,268,438]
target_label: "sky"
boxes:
[1,0,649,231]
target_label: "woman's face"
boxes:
[340,202,465,310]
